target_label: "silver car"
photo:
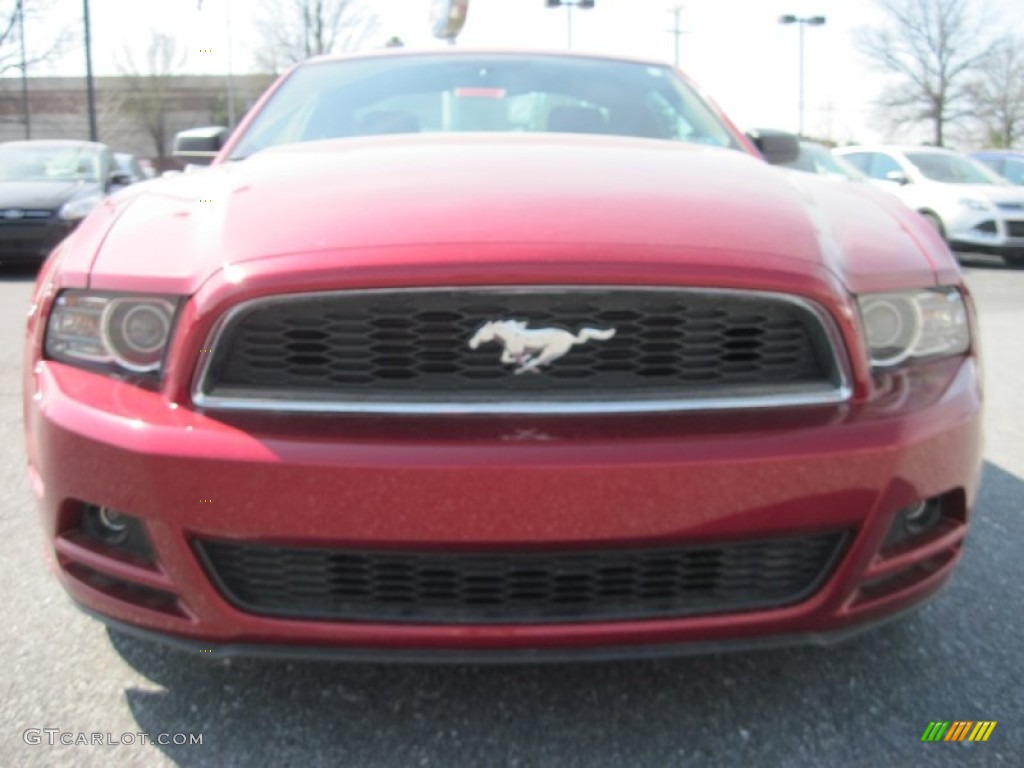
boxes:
[835,145,1024,267]
[781,141,865,180]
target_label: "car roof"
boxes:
[303,47,678,72]
[835,145,960,155]
[0,139,107,151]
[972,149,1024,158]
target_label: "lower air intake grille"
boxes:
[196,533,847,624]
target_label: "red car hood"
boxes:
[70,134,953,295]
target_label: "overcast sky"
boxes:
[28,0,1024,146]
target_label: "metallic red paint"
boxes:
[23,51,983,658]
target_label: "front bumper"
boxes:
[0,217,73,266]
[89,598,932,663]
[946,209,1024,254]
[25,351,983,657]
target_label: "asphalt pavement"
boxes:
[0,256,1021,767]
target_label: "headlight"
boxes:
[58,195,103,221]
[45,291,178,374]
[857,288,970,368]
[957,197,991,212]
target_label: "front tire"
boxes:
[919,211,946,239]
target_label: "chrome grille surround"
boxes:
[191,287,853,415]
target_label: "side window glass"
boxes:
[842,153,870,173]
[870,153,903,180]
[983,158,1005,174]
[1003,159,1024,185]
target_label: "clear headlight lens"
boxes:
[957,197,991,212]
[45,291,178,374]
[58,195,103,221]
[857,288,970,368]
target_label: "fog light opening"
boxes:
[883,496,946,551]
[79,505,154,562]
[86,506,129,545]
[97,507,127,535]
[902,499,941,536]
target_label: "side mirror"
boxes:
[172,126,229,166]
[746,128,800,165]
[884,170,910,185]
[108,171,133,188]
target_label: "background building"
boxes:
[0,74,274,169]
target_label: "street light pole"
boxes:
[545,0,595,51]
[83,0,98,142]
[566,1,572,49]
[197,1,239,130]
[225,0,237,128]
[17,0,29,138]
[669,5,684,68]
[798,21,804,134]
[778,14,826,137]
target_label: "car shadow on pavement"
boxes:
[0,265,42,282]
[956,252,1019,270]
[111,460,1022,768]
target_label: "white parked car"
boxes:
[781,141,866,180]
[835,145,1024,266]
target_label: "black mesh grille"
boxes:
[199,289,840,407]
[0,209,53,223]
[0,217,66,262]
[1007,221,1024,237]
[196,533,847,624]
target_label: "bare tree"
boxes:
[0,0,73,131]
[854,0,1003,146]
[0,0,70,76]
[118,32,187,166]
[968,38,1024,148]
[254,0,381,73]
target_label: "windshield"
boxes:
[230,54,742,160]
[783,143,863,179]
[904,152,1004,185]
[0,145,101,182]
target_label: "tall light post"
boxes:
[17,0,29,138]
[224,0,237,128]
[545,0,595,51]
[83,0,98,141]
[778,14,825,137]
[197,0,238,129]
[668,5,686,68]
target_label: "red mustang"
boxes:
[23,51,982,661]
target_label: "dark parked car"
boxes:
[971,150,1024,186]
[25,50,981,661]
[0,140,129,267]
[113,152,149,184]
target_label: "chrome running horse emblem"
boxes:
[468,319,617,375]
